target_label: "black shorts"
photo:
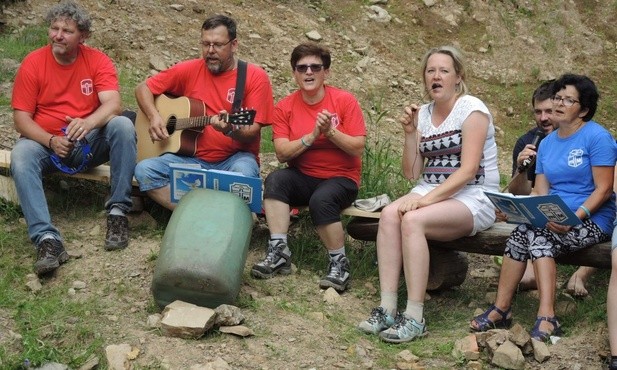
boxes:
[264,167,358,226]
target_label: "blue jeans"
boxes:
[135,151,259,192]
[10,116,136,245]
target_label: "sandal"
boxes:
[470,304,512,332]
[609,357,617,370]
[530,316,563,342]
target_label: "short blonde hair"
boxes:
[420,46,468,97]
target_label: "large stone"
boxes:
[105,343,132,370]
[531,338,551,363]
[491,340,525,370]
[508,323,530,347]
[214,304,244,327]
[452,334,480,360]
[160,300,217,339]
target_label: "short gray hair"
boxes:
[45,1,92,34]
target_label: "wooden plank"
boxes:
[347,217,612,269]
[0,149,138,187]
[0,174,19,204]
[0,149,9,168]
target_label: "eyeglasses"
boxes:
[200,39,234,51]
[294,64,324,73]
[552,95,580,107]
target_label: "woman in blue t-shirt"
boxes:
[471,74,617,342]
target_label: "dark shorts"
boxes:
[504,219,610,262]
[264,167,358,226]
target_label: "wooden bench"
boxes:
[0,149,139,205]
[345,213,613,291]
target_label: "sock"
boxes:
[404,300,424,323]
[379,291,398,317]
[40,234,56,242]
[270,234,287,244]
[110,206,125,217]
[328,246,346,260]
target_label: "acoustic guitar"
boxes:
[135,94,256,162]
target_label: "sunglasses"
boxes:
[294,64,324,73]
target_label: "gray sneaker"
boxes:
[319,255,350,292]
[105,215,129,251]
[34,238,69,276]
[379,315,428,343]
[358,307,397,334]
[251,239,292,279]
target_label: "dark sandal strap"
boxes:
[531,316,562,341]
[473,304,511,329]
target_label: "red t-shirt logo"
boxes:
[81,79,93,96]
[226,88,236,104]
[330,113,340,129]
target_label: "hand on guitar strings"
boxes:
[149,113,169,142]
[211,110,235,135]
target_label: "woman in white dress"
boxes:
[358,45,499,343]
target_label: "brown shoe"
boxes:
[34,238,69,276]
[105,215,129,251]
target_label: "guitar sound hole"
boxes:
[167,116,177,135]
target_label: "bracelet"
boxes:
[300,136,311,148]
[579,205,591,219]
[325,128,337,138]
[48,135,55,149]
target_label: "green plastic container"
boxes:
[151,188,253,309]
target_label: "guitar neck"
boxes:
[175,115,217,130]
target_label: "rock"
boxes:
[491,340,525,370]
[160,300,217,339]
[169,4,184,11]
[214,304,244,327]
[25,275,42,292]
[452,334,480,361]
[105,343,133,370]
[423,0,437,6]
[507,323,530,347]
[146,314,162,328]
[305,30,322,41]
[72,280,87,290]
[149,55,168,72]
[218,325,253,337]
[531,338,551,362]
[323,287,342,304]
[397,349,419,362]
[367,5,391,23]
[485,329,509,354]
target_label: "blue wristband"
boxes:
[579,205,591,219]
[300,136,311,148]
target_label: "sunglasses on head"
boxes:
[294,64,324,73]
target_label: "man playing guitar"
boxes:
[134,14,274,210]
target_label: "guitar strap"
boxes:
[232,60,247,113]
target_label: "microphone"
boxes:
[517,131,545,173]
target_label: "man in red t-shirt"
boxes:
[11,1,137,276]
[251,43,366,292]
[134,14,274,210]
